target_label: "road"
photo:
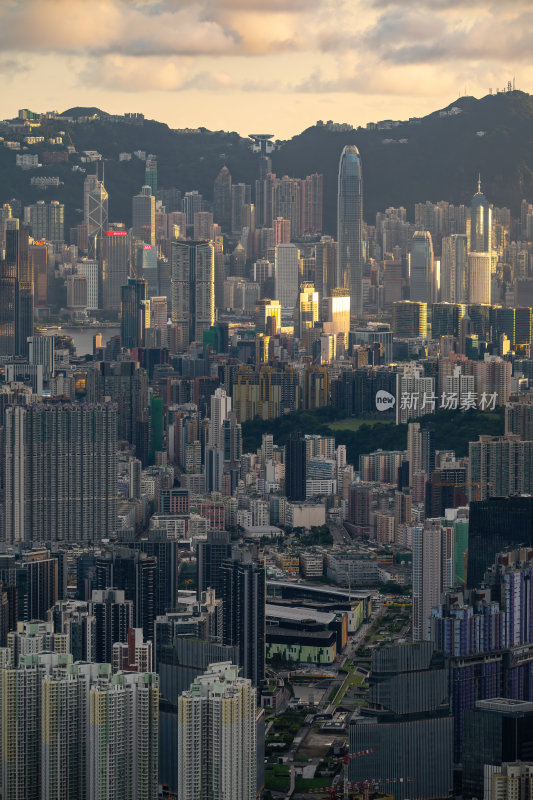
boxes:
[329,522,352,545]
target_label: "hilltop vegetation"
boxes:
[242,407,505,465]
[3,91,533,233]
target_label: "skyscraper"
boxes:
[272,175,301,238]
[337,145,363,317]
[4,403,118,544]
[0,227,33,357]
[89,588,133,663]
[178,662,257,800]
[213,166,232,233]
[467,251,491,304]
[94,548,157,641]
[314,236,337,300]
[297,282,319,339]
[441,234,468,303]
[285,431,307,501]
[120,277,148,349]
[409,230,436,303]
[132,185,156,246]
[412,518,454,641]
[97,226,130,311]
[470,177,492,253]
[84,170,108,246]
[274,243,299,317]
[221,552,265,686]
[171,240,215,348]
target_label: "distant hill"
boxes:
[2,91,533,235]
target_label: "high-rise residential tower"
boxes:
[337,145,363,317]
[4,403,118,544]
[178,662,257,800]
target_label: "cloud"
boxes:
[0,0,327,58]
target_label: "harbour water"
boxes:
[43,326,119,356]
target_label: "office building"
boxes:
[213,166,232,232]
[221,552,265,686]
[171,240,215,348]
[98,226,130,311]
[297,282,319,339]
[94,548,157,641]
[28,334,54,381]
[76,259,99,310]
[431,302,466,338]
[272,175,301,238]
[285,431,307,501]
[391,300,427,338]
[410,230,435,304]
[121,277,148,349]
[467,496,533,588]
[133,185,156,246]
[441,234,468,303]
[463,700,533,799]
[84,170,108,243]
[470,178,492,253]
[4,403,118,544]
[29,239,49,310]
[197,530,232,598]
[275,243,299,316]
[178,662,256,800]
[0,227,33,357]
[349,643,453,800]
[468,252,492,304]
[89,588,133,663]
[193,211,214,241]
[337,145,363,317]
[255,298,281,336]
[314,236,337,300]
[137,531,179,617]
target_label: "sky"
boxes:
[0,0,530,139]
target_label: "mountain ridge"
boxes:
[2,91,533,234]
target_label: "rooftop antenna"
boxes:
[477,173,481,193]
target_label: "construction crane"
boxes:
[321,749,376,800]
[320,776,415,800]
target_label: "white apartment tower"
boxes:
[178,662,257,800]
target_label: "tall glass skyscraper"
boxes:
[337,145,363,318]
